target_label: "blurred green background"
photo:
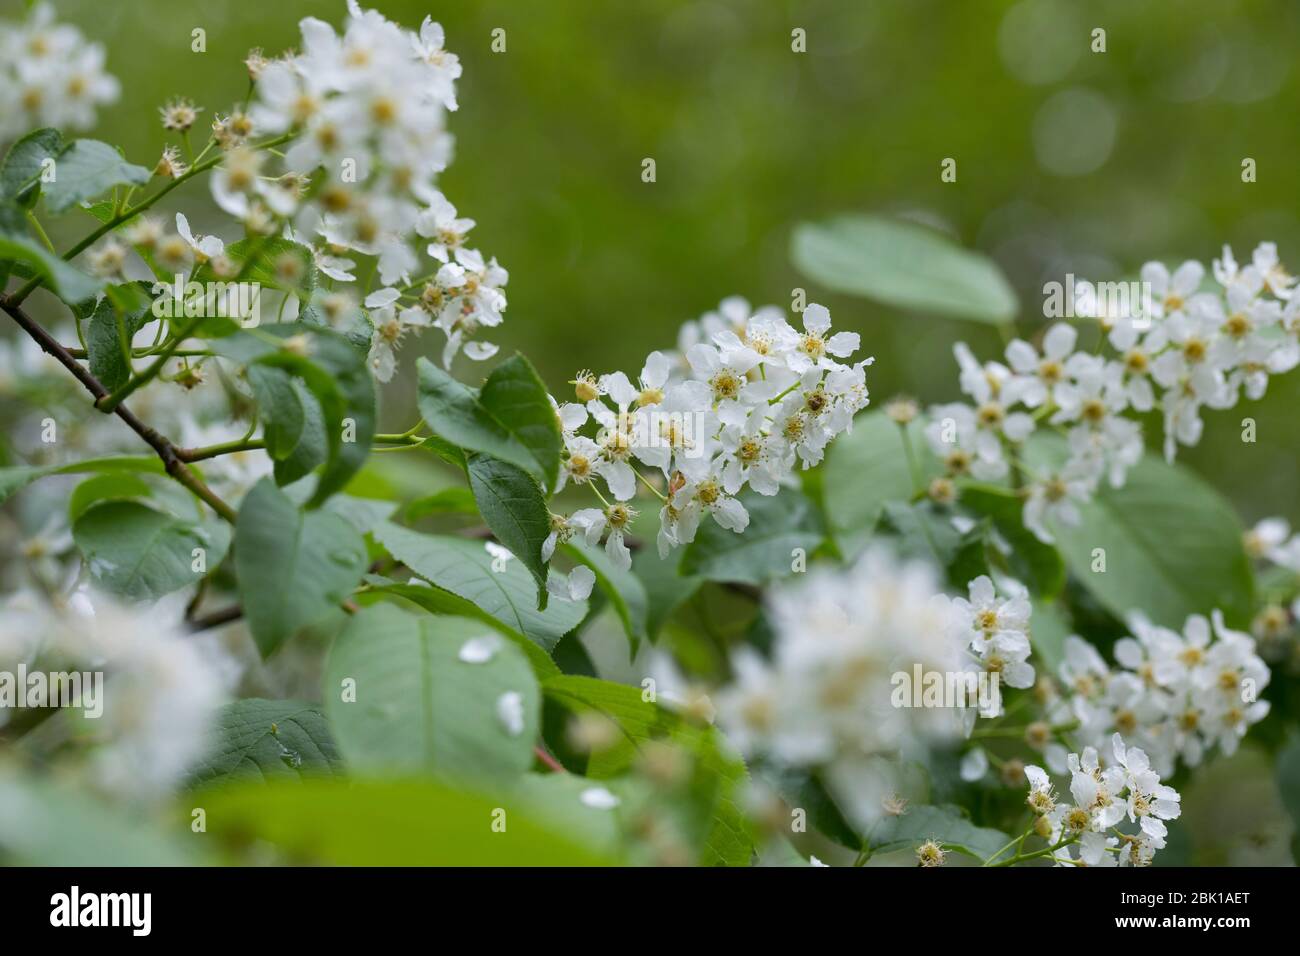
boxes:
[16,0,1300,524]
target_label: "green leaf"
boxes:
[680,488,824,586]
[235,478,368,656]
[247,364,307,462]
[877,500,991,588]
[0,455,163,506]
[0,234,102,303]
[195,236,315,295]
[414,433,470,470]
[197,776,611,865]
[631,547,701,641]
[564,538,649,656]
[791,214,1018,324]
[85,284,153,392]
[961,482,1065,598]
[762,767,863,848]
[72,500,230,602]
[324,494,397,535]
[0,128,62,207]
[868,803,1010,860]
[67,472,153,522]
[1025,436,1255,628]
[214,324,375,506]
[361,580,560,681]
[325,604,540,780]
[274,378,329,487]
[0,770,199,865]
[42,139,150,214]
[373,522,586,653]
[187,699,344,786]
[403,486,478,521]
[1029,598,1070,676]
[1277,733,1300,865]
[821,410,938,556]
[505,773,628,856]
[543,675,754,866]
[416,354,562,491]
[466,452,551,610]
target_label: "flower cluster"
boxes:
[713,550,1020,831]
[927,243,1299,543]
[1243,517,1300,651]
[0,3,119,140]
[1052,611,1270,778]
[937,574,1039,784]
[1025,734,1181,866]
[949,574,1036,696]
[548,298,872,569]
[0,589,231,800]
[203,1,504,379]
[1245,517,1300,575]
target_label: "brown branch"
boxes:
[533,744,568,774]
[186,603,243,632]
[1,296,238,524]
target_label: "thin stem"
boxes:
[65,346,212,359]
[179,437,266,463]
[897,423,924,494]
[8,131,297,308]
[989,835,1077,867]
[25,211,55,253]
[187,604,243,632]
[0,297,236,524]
[634,467,667,502]
[373,433,426,445]
[982,827,1032,866]
[533,745,567,774]
[767,382,799,405]
[95,315,204,412]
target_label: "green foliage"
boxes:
[820,410,937,556]
[197,776,612,865]
[325,605,540,781]
[359,580,561,681]
[631,546,700,643]
[214,324,376,507]
[247,365,310,463]
[1028,597,1071,675]
[188,699,344,786]
[0,233,102,302]
[0,127,62,208]
[543,675,754,866]
[195,236,315,295]
[41,139,150,214]
[1026,436,1255,628]
[67,472,153,522]
[84,283,154,392]
[680,488,824,586]
[791,215,1018,324]
[0,772,199,866]
[373,522,586,651]
[235,479,368,656]
[961,482,1066,598]
[466,453,552,609]
[565,538,649,655]
[877,499,990,589]
[72,499,230,602]
[1277,733,1300,864]
[867,804,1010,860]
[416,354,562,492]
[0,455,163,506]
